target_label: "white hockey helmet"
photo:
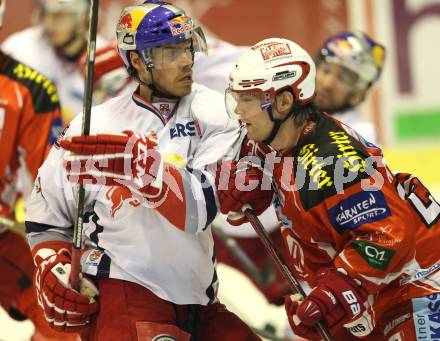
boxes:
[317,31,385,89]
[227,38,316,114]
[226,37,316,123]
[37,0,89,13]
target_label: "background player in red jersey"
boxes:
[0,1,80,339]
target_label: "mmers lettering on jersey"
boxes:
[170,121,197,139]
[12,63,59,103]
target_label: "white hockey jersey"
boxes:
[25,84,240,305]
[332,109,377,144]
[1,26,107,122]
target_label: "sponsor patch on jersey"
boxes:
[170,121,196,139]
[253,42,292,61]
[351,240,395,270]
[11,63,59,105]
[412,293,440,340]
[328,190,391,234]
[383,313,411,337]
[400,261,440,286]
[328,131,367,173]
[84,249,104,267]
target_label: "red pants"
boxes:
[82,278,261,341]
[214,228,290,305]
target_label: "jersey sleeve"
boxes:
[17,84,62,198]
[25,116,100,251]
[152,90,241,234]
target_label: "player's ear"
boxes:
[129,52,143,72]
[275,90,294,115]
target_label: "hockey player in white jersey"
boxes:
[314,31,385,144]
[1,0,107,124]
[25,1,261,340]
[86,33,292,308]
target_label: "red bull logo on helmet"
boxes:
[168,15,194,36]
[105,186,140,217]
[117,8,147,33]
[118,13,133,30]
[253,42,292,61]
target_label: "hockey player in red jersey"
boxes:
[0,1,81,340]
[216,37,440,340]
[25,1,260,340]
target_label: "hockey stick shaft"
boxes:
[0,216,26,237]
[70,0,100,291]
[244,207,333,341]
[212,224,269,286]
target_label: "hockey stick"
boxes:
[0,216,26,237]
[243,206,334,341]
[70,0,100,291]
[212,224,275,287]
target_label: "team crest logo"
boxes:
[159,104,171,116]
[89,250,102,262]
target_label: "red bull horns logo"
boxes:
[118,13,133,30]
[106,186,140,218]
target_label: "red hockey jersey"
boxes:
[242,112,440,336]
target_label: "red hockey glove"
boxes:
[285,269,368,340]
[61,130,166,200]
[33,241,99,333]
[216,160,273,226]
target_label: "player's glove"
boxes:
[61,130,167,201]
[33,241,99,332]
[285,268,368,340]
[215,160,273,225]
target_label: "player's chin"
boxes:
[174,84,192,97]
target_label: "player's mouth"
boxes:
[179,74,193,84]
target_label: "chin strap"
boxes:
[262,105,297,145]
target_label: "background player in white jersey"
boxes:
[25,1,260,339]
[314,31,386,144]
[1,0,107,124]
